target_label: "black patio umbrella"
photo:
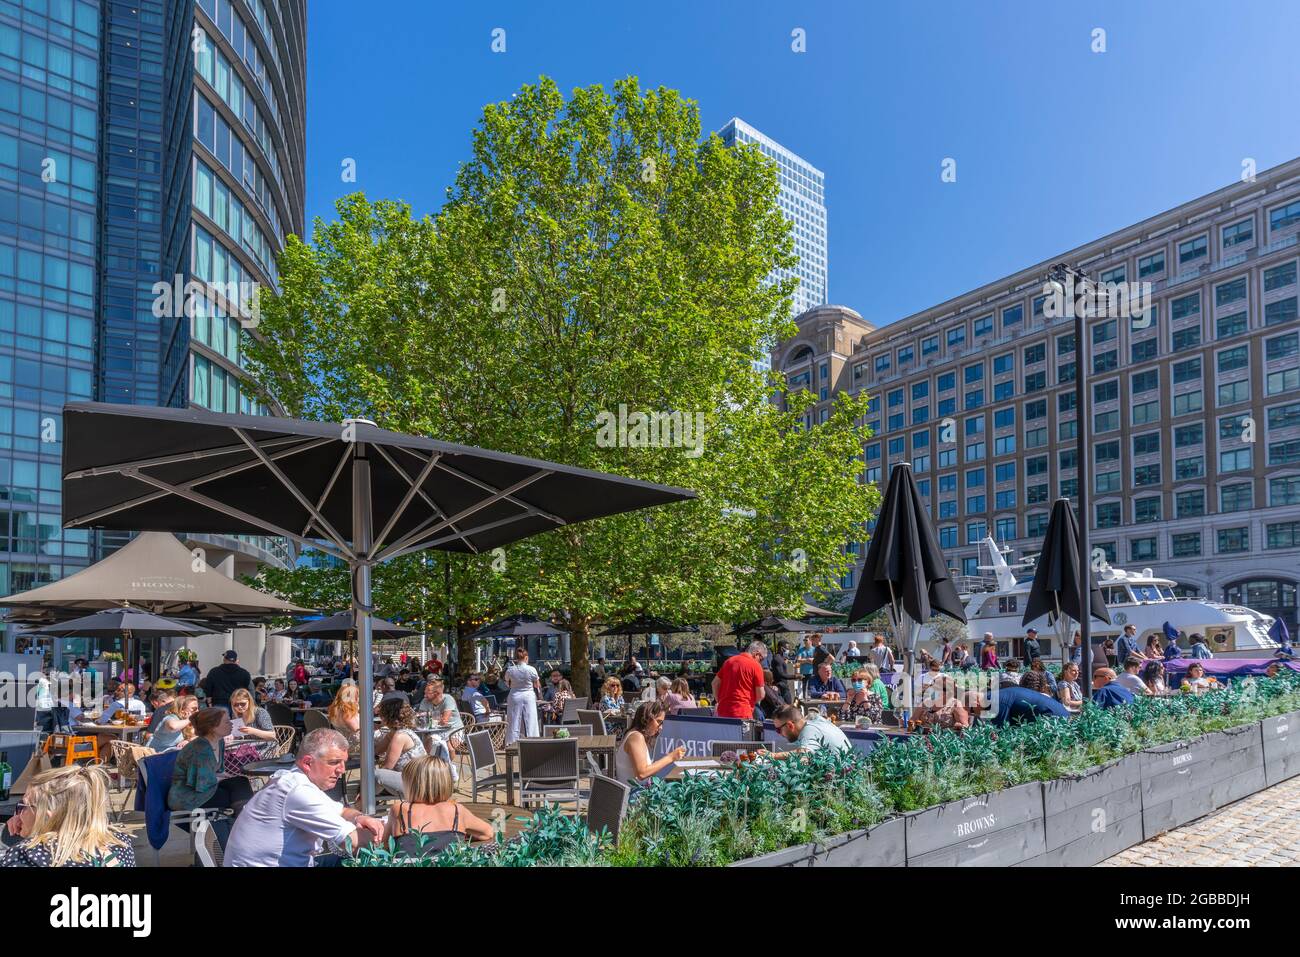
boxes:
[847,463,966,667]
[28,608,219,699]
[275,611,419,660]
[729,615,821,636]
[1022,498,1111,692]
[59,401,695,811]
[462,614,564,642]
[599,614,699,662]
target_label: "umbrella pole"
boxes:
[353,446,377,816]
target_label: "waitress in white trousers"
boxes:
[504,646,541,745]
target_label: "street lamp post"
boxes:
[1049,264,1097,699]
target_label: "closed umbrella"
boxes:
[1021,498,1110,696]
[848,463,966,672]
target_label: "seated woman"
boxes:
[1179,661,1218,694]
[1141,660,1169,696]
[1,764,135,867]
[912,674,970,732]
[328,683,363,752]
[758,670,785,719]
[615,701,685,786]
[1056,662,1084,714]
[380,755,494,857]
[539,678,575,722]
[374,699,428,798]
[229,688,277,756]
[661,677,695,714]
[842,668,885,725]
[167,708,253,842]
[148,694,198,751]
[599,677,624,714]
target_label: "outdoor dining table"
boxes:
[501,734,617,805]
[664,756,737,781]
[73,721,147,743]
[242,754,363,777]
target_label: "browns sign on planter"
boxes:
[904,782,1045,867]
[1261,708,1300,787]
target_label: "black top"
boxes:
[200,662,253,705]
[812,646,833,670]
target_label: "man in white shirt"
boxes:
[1112,656,1149,696]
[459,672,495,718]
[223,728,383,867]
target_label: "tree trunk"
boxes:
[569,612,592,698]
[455,616,477,680]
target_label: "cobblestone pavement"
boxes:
[1099,775,1300,866]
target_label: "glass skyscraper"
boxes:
[719,117,827,370]
[0,0,304,651]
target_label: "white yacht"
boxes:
[916,538,1279,661]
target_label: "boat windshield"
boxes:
[1158,586,1176,600]
[1131,584,1162,603]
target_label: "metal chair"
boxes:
[560,696,588,723]
[303,709,331,733]
[450,712,475,776]
[541,724,592,738]
[266,702,294,727]
[709,740,772,758]
[576,709,606,735]
[677,707,715,717]
[193,816,224,867]
[585,772,631,845]
[517,738,582,810]
[466,730,509,804]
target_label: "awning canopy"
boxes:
[60,402,695,562]
[0,531,310,626]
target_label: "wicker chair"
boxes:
[108,740,155,820]
[450,712,475,777]
[271,725,297,757]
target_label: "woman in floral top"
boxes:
[842,668,885,725]
[1,765,135,867]
[540,678,575,721]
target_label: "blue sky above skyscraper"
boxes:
[307,0,1300,326]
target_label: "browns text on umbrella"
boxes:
[1021,498,1110,661]
[848,463,966,630]
[60,401,696,813]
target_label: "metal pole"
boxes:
[1072,273,1093,699]
[353,443,377,814]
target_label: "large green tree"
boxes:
[246,76,877,696]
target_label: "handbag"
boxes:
[11,750,52,795]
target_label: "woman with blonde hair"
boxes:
[148,693,199,751]
[1,764,135,867]
[380,755,494,856]
[328,682,362,750]
[599,677,623,713]
[229,688,276,753]
[661,677,695,714]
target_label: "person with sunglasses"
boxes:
[2,765,135,867]
[766,704,851,759]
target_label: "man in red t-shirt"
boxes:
[712,641,767,719]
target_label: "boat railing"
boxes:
[952,575,999,595]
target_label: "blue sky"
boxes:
[306,0,1300,327]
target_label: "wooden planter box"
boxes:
[1204,723,1266,810]
[904,782,1045,867]
[810,816,906,867]
[1261,709,1300,787]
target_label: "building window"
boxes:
[911,381,930,402]
[995,517,1016,539]
[1138,251,1165,277]
[939,474,957,493]
[1216,312,1248,339]
[1176,490,1205,518]
[1059,392,1077,414]
[913,430,930,449]
[1220,482,1253,512]
[1172,327,1202,352]
[938,449,956,468]
[1172,357,1202,384]
[1027,513,1048,537]
[1060,449,1078,471]
[1175,455,1204,480]
[966,522,987,544]
[1131,537,1158,561]
[1024,343,1045,365]
[995,490,1016,510]
[1271,476,1300,506]
[1269,401,1300,430]
[1175,424,1204,447]
[1094,380,1119,404]
[1267,368,1300,396]
[1131,338,1158,363]
[993,381,1014,401]
[1217,527,1250,554]
[1215,276,1248,307]
[1178,235,1208,264]
[1265,297,1298,327]
[1094,410,1119,433]
[1270,439,1300,466]
[1172,533,1202,557]
[1173,391,1203,416]
[888,437,905,456]
[1058,421,1076,442]
[964,363,984,384]
[1219,448,1252,474]
[1264,261,1297,292]
[1027,455,1048,476]
[1267,332,1299,361]
[1058,362,1077,384]
[1027,483,1049,504]
[1001,306,1022,330]
[1095,440,1120,464]
[1093,351,1118,374]
[965,442,986,460]
[938,372,956,392]
[1217,346,1249,373]
[939,526,958,548]
[974,314,994,337]
[994,352,1014,375]
[1134,464,1161,487]
[1267,522,1300,549]
[898,345,914,366]
[995,435,1017,455]
[1097,502,1122,527]
[994,408,1015,429]
[995,462,1017,483]
[1092,320,1117,346]
[1222,219,1254,248]
[1134,497,1161,523]
[1132,400,1161,425]
[913,454,930,473]
[912,406,931,425]
[1025,427,1047,449]
[947,327,967,349]
[1269,199,1300,232]
[1131,369,1159,394]
[1056,333,1075,356]
[888,413,905,431]
[922,336,939,355]
[1025,399,1046,421]
[1171,293,1201,321]
[939,500,957,518]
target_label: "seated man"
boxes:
[1112,656,1149,696]
[458,672,496,718]
[415,678,464,736]
[806,661,846,700]
[768,704,852,757]
[990,685,1070,726]
[305,678,332,708]
[223,728,383,867]
[1090,667,1135,708]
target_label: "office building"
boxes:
[0,0,305,654]
[719,117,827,369]
[776,159,1300,632]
